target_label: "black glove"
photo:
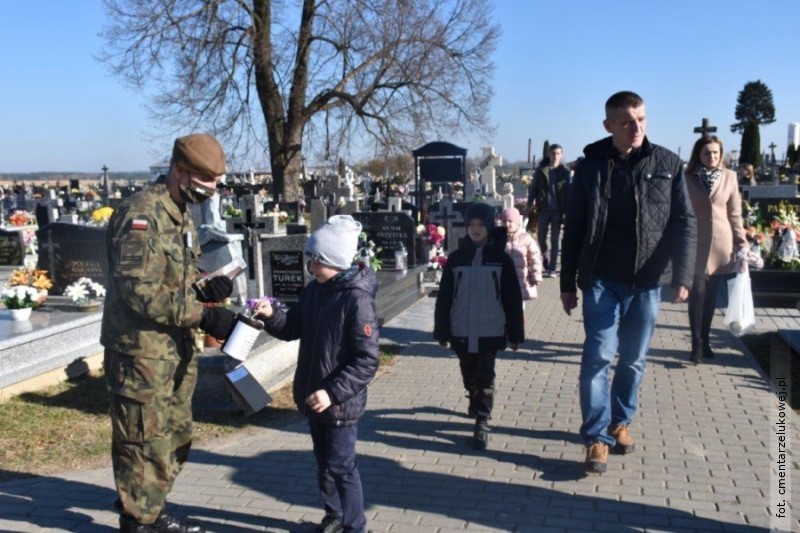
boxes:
[199,307,236,340]
[194,275,233,303]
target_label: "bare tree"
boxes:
[99,0,498,201]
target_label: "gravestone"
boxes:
[189,193,247,304]
[259,234,310,302]
[227,194,269,294]
[429,198,469,253]
[352,212,417,270]
[268,250,306,302]
[0,227,26,266]
[340,199,360,216]
[480,146,503,197]
[310,198,327,232]
[35,202,58,227]
[36,223,108,295]
[742,184,798,201]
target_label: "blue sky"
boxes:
[1,0,798,172]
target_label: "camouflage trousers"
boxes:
[104,349,198,524]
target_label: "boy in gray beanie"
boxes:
[255,214,378,532]
[304,214,362,270]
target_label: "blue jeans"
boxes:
[579,277,661,446]
[308,419,366,533]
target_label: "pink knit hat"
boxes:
[500,207,522,223]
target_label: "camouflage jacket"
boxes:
[100,180,205,359]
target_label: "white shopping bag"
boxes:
[724,265,755,337]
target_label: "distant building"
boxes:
[149,159,170,181]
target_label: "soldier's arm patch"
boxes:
[130,219,148,231]
[119,241,146,269]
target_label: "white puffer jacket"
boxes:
[505,228,543,300]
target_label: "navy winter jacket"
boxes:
[434,228,524,354]
[560,136,697,293]
[263,266,379,426]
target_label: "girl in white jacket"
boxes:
[501,208,543,306]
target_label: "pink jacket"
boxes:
[505,228,543,300]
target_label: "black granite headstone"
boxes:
[352,212,417,269]
[756,198,800,224]
[0,228,26,266]
[268,250,306,302]
[35,223,109,295]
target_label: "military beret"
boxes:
[172,133,226,177]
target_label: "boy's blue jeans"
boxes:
[308,419,366,533]
[579,277,661,446]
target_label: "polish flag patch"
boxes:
[131,219,148,231]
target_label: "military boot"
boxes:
[119,515,158,533]
[151,510,207,533]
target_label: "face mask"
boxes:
[179,178,216,204]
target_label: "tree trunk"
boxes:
[252,0,312,203]
[268,131,303,203]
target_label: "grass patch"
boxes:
[0,344,404,482]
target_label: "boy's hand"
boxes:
[254,299,274,319]
[305,389,332,413]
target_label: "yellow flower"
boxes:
[8,267,53,291]
[31,269,53,290]
[92,207,114,224]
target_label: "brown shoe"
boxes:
[584,442,608,473]
[609,423,635,454]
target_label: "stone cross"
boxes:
[428,198,462,252]
[231,194,267,282]
[693,117,717,137]
[769,142,777,165]
[38,236,60,283]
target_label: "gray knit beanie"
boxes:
[304,215,362,269]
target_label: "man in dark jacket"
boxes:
[559,91,696,474]
[256,215,378,533]
[527,144,570,277]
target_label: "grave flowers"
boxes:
[8,210,35,227]
[64,277,106,310]
[417,223,447,263]
[356,232,382,271]
[7,267,51,308]
[1,285,42,320]
[91,207,114,225]
[743,202,800,271]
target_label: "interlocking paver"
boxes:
[1,277,799,532]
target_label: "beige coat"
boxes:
[686,167,747,277]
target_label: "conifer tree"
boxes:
[730,80,775,168]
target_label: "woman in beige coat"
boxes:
[685,135,747,364]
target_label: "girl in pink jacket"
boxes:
[501,208,543,305]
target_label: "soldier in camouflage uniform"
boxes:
[102,133,237,533]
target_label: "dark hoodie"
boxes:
[560,136,696,293]
[262,265,379,426]
[434,226,524,354]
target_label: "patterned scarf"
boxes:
[696,167,722,195]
